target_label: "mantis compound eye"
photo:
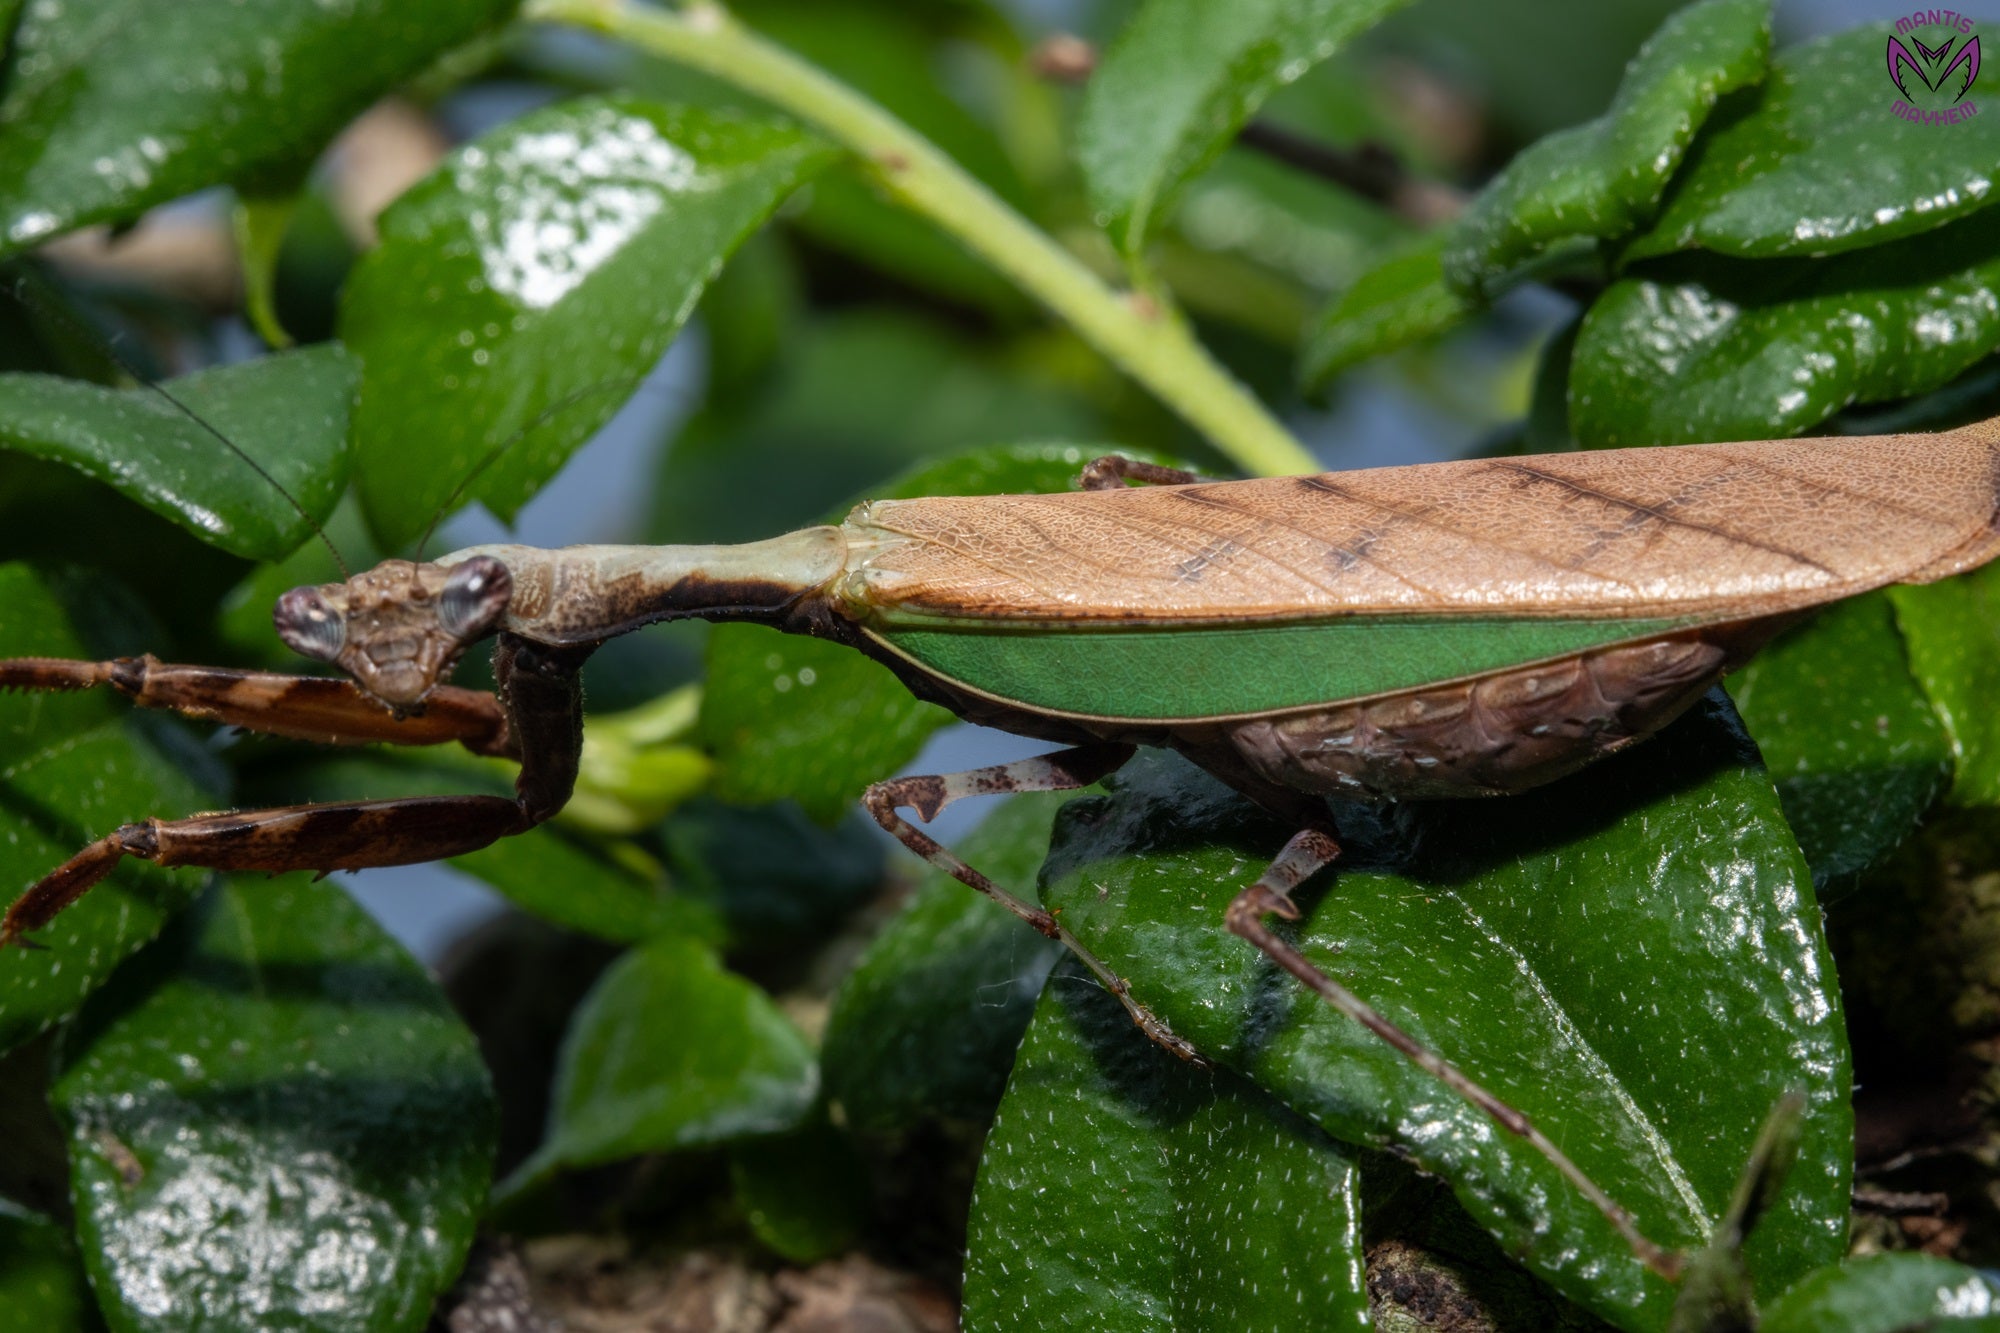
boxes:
[438,556,513,639]
[273,587,346,662]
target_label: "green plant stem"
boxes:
[525,0,1318,478]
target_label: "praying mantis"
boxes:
[5,413,1999,1283]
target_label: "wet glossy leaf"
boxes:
[1889,561,2000,809]
[52,875,495,1333]
[0,565,212,1054]
[963,963,1368,1331]
[342,95,836,547]
[0,1201,102,1332]
[0,0,517,255]
[259,753,716,946]
[1041,698,1849,1330]
[1299,231,1476,390]
[1078,0,1413,262]
[699,444,1124,821]
[0,346,352,559]
[512,933,816,1186]
[1444,0,1769,298]
[822,793,1068,1132]
[1760,1253,2000,1333]
[1727,593,1950,893]
[1625,24,2000,261]
[1571,212,2000,445]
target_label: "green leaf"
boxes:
[1040,698,1849,1330]
[0,346,352,559]
[233,190,301,350]
[727,1116,867,1265]
[51,875,495,1333]
[1625,25,2000,262]
[822,792,1068,1132]
[0,0,518,256]
[699,444,1126,821]
[962,962,1368,1330]
[1078,0,1414,262]
[1890,561,2000,810]
[1570,211,2000,445]
[1444,0,1769,298]
[1727,594,1950,893]
[1299,231,1476,390]
[659,798,883,946]
[512,934,816,1186]
[258,753,717,946]
[0,1201,103,1332]
[0,565,213,1054]
[1761,1253,2000,1333]
[341,95,836,547]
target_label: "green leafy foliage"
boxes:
[1443,0,1769,298]
[963,963,1368,1329]
[1039,701,1848,1329]
[1078,0,1413,263]
[822,792,1067,1132]
[1571,212,2000,445]
[0,347,352,559]
[1727,594,1951,891]
[52,875,494,1333]
[0,0,519,256]
[0,566,212,1054]
[1890,561,2000,809]
[1299,231,1474,389]
[0,1202,102,1332]
[727,1117,868,1265]
[342,96,837,546]
[1760,1253,2000,1332]
[1626,26,2000,261]
[512,934,816,1186]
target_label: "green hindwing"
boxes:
[866,614,1699,722]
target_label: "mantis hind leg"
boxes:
[863,743,1203,1063]
[1226,822,1683,1280]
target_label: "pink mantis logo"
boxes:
[1887,11,1981,125]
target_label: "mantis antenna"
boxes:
[3,268,351,578]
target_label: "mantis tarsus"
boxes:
[7,417,2000,1280]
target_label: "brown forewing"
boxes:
[840,422,2000,624]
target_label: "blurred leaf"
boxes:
[651,314,1103,545]
[659,797,883,945]
[0,0,517,255]
[0,345,351,559]
[1170,149,1403,296]
[0,565,213,1054]
[52,875,494,1333]
[698,229,801,412]
[232,190,299,350]
[962,961,1368,1330]
[1299,230,1474,389]
[1523,315,1582,453]
[1444,0,1769,298]
[1727,594,1950,894]
[342,95,836,547]
[0,1201,102,1332]
[698,443,1122,821]
[1041,698,1848,1329]
[822,792,1067,1132]
[1571,212,2000,445]
[1626,25,2000,262]
[727,1116,867,1264]
[511,934,816,1186]
[1760,1253,2000,1333]
[1078,0,1413,263]
[1890,562,2000,810]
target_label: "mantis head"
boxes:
[274,555,513,712]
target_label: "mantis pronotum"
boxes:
[7,417,2000,1279]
